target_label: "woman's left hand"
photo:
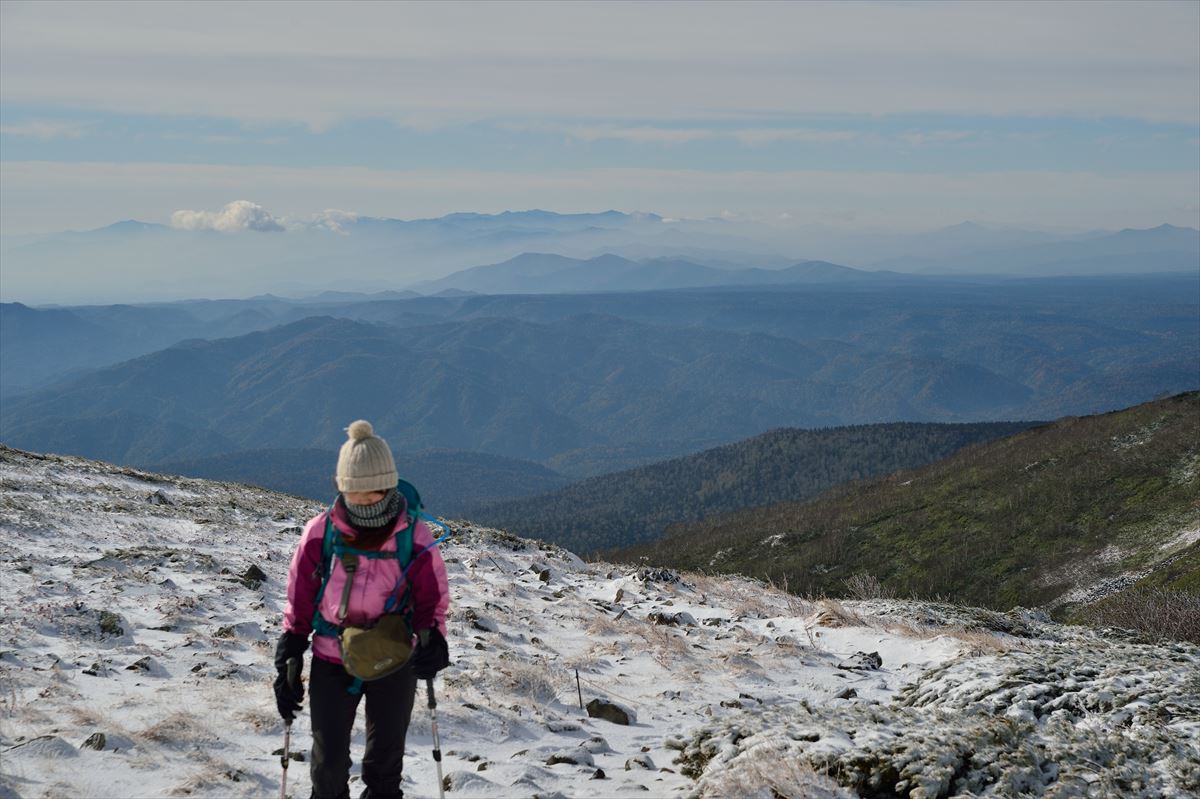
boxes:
[411,628,450,679]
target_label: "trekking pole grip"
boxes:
[286,656,301,688]
[426,678,437,710]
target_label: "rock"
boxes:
[626,754,656,770]
[580,735,612,753]
[834,687,858,700]
[538,568,551,583]
[98,611,124,637]
[648,610,697,627]
[125,657,152,672]
[837,651,882,671]
[465,608,499,633]
[586,698,636,726]
[148,490,173,506]
[591,768,606,780]
[240,564,268,590]
[546,748,595,767]
[81,732,106,751]
[635,566,680,584]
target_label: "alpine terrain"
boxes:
[621,393,1200,618]
[1,446,1197,798]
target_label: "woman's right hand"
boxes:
[273,632,309,721]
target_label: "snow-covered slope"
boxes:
[0,446,1196,798]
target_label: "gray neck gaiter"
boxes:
[343,488,401,529]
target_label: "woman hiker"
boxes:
[273,420,451,799]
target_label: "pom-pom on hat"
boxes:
[336,420,398,493]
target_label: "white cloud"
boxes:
[310,208,362,234]
[0,120,87,139]
[901,130,976,147]
[565,126,713,145]
[732,129,860,146]
[170,200,283,232]
[559,125,860,146]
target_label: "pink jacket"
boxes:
[283,498,450,665]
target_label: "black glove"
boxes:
[273,631,309,722]
[411,628,450,680]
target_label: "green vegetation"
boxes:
[617,393,1200,617]
[471,421,1034,556]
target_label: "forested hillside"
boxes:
[471,421,1035,555]
[156,447,568,516]
[617,393,1200,615]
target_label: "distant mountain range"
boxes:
[2,273,1195,480]
[154,447,568,517]
[2,207,1195,304]
[411,252,908,295]
[3,313,1029,470]
[468,420,1036,556]
[5,271,1195,402]
[871,223,1199,275]
[617,392,1200,615]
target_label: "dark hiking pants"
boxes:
[309,656,418,799]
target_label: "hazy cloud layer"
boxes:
[2,2,1197,127]
[170,200,283,232]
[1,2,1195,237]
[555,125,863,146]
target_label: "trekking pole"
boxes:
[280,657,300,799]
[426,679,445,799]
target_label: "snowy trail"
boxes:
[1,446,1196,798]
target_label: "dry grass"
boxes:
[585,613,624,637]
[685,570,811,619]
[880,615,1020,656]
[1078,587,1200,644]
[631,623,692,668]
[138,711,216,747]
[842,572,895,601]
[811,599,867,629]
[695,737,853,798]
[937,625,1019,656]
[487,659,563,703]
[233,705,278,733]
[65,705,105,728]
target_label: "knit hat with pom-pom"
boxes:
[336,420,398,493]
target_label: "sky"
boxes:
[1,0,1198,235]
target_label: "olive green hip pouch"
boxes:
[338,615,414,681]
